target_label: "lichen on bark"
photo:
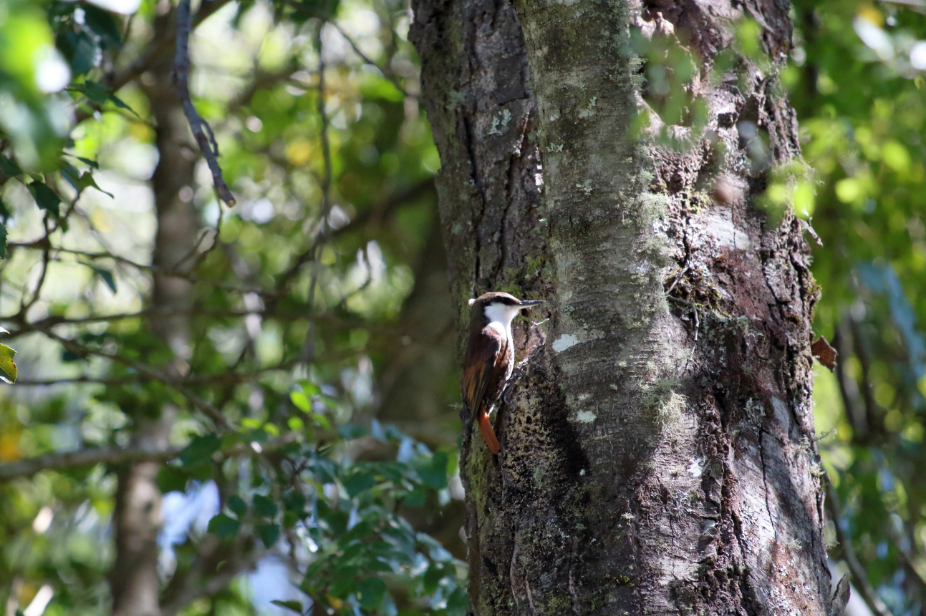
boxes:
[412,0,833,612]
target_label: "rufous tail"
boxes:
[478,409,501,454]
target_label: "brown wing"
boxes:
[461,326,508,426]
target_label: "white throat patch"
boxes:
[484,302,522,341]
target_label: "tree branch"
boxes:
[0,436,296,482]
[43,330,235,431]
[172,0,235,206]
[0,444,183,482]
[331,22,410,97]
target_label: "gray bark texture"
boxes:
[108,13,198,614]
[410,0,833,613]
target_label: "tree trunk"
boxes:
[108,12,198,614]
[411,0,834,613]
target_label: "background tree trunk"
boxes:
[411,0,834,614]
[108,13,198,614]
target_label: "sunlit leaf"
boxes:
[0,343,17,383]
[78,171,114,197]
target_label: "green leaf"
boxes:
[227,495,247,517]
[77,172,114,198]
[0,343,17,383]
[92,267,117,294]
[447,587,469,614]
[317,394,338,409]
[357,578,387,610]
[415,451,449,489]
[256,523,280,548]
[83,6,123,49]
[58,30,99,75]
[156,466,189,493]
[269,600,303,615]
[29,182,61,216]
[80,81,110,104]
[342,469,375,498]
[0,222,7,259]
[252,494,278,518]
[0,156,22,177]
[60,164,80,191]
[72,156,99,169]
[282,490,306,514]
[423,565,444,594]
[290,390,311,412]
[109,94,139,117]
[179,433,221,467]
[329,567,359,599]
[312,457,338,484]
[299,381,321,396]
[403,488,426,508]
[207,513,241,538]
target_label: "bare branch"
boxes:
[275,23,336,296]
[43,330,235,431]
[73,0,236,126]
[2,307,362,340]
[172,0,235,206]
[0,436,296,482]
[0,444,183,482]
[331,22,410,97]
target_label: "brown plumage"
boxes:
[461,292,543,454]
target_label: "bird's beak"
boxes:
[518,299,544,309]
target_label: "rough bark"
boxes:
[108,12,198,614]
[411,0,833,613]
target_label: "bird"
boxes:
[461,292,543,454]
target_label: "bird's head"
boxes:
[468,292,543,328]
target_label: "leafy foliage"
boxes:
[0,0,456,614]
[786,1,926,613]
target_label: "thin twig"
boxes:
[172,0,235,206]
[331,22,410,97]
[0,436,296,482]
[73,0,236,126]
[2,307,360,339]
[0,444,183,481]
[308,20,334,343]
[664,265,688,295]
[43,330,235,431]
[18,218,52,318]
[275,30,335,296]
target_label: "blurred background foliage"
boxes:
[0,0,463,614]
[786,0,926,614]
[0,0,924,615]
